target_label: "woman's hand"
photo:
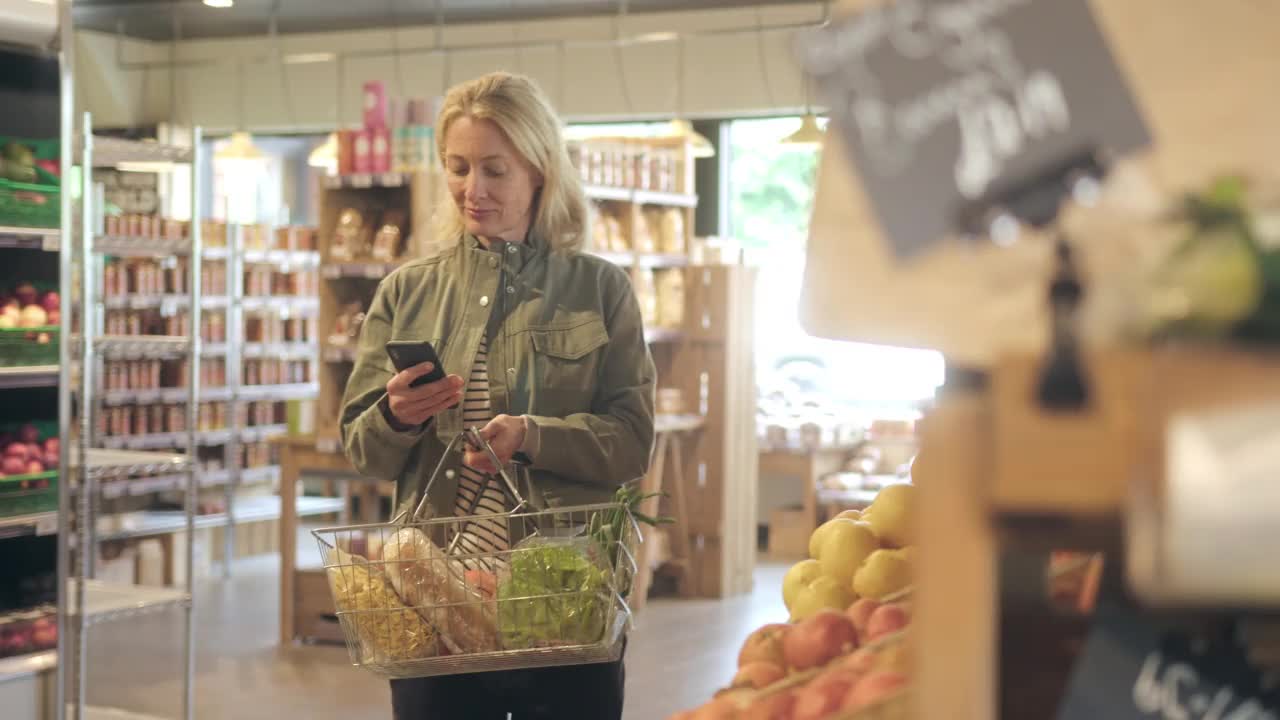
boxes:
[385,362,464,427]
[464,414,527,472]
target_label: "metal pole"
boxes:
[225,223,241,579]
[183,126,204,720]
[77,111,95,720]
[54,0,75,716]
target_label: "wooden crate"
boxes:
[768,507,811,559]
[294,567,345,644]
[669,264,758,597]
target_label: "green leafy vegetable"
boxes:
[496,539,610,649]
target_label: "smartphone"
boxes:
[385,340,447,388]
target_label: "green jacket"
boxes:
[340,233,657,523]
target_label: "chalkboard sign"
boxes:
[798,0,1151,259]
[1058,603,1280,720]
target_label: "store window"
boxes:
[729,117,945,417]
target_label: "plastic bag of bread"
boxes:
[325,545,440,662]
[382,527,500,654]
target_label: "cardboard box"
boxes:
[768,507,811,559]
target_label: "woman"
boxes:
[340,71,656,719]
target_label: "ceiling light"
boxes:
[667,119,715,159]
[781,113,825,147]
[203,0,234,8]
[284,52,337,65]
[215,131,264,162]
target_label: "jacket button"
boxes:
[506,245,517,254]
[445,469,457,480]
[506,286,515,294]
[488,256,498,268]
[480,296,490,307]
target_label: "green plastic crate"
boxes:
[0,472,57,516]
[0,327,58,367]
[0,137,60,229]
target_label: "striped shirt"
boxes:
[452,336,510,571]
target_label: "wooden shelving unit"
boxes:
[316,170,437,447]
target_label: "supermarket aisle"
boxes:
[85,552,786,719]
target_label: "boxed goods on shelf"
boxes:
[104,214,188,241]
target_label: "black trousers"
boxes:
[390,656,625,720]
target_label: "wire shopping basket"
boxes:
[312,428,641,679]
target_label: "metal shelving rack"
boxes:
[219,223,319,571]
[58,116,204,720]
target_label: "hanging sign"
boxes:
[797,0,1152,259]
[1058,603,1280,720]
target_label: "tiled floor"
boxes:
[83,550,787,719]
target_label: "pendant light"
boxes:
[215,59,264,162]
[783,2,827,147]
[783,74,824,147]
[307,132,338,170]
[782,113,824,146]
[216,131,264,161]
[668,36,715,158]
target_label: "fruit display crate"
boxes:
[0,603,57,660]
[0,471,57,518]
[0,137,59,229]
[0,326,58,366]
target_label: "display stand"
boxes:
[915,348,1280,718]
[274,436,370,645]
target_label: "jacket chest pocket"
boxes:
[527,316,609,411]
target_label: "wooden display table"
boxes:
[275,435,389,645]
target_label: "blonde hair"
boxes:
[432,72,587,253]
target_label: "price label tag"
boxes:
[798,0,1151,258]
[36,514,57,536]
[350,174,372,189]
[1058,604,1279,719]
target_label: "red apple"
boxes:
[689,697,739,720]
[30,617,56,648]
[794,671,858,720]
[26,460,44,474]
[846,598,881,638]
[14,282,36,307]
[44,450,58,469]
[732,662,787,690]
[841,671,908,711]
[739,692,795,720]
[25,442,41,460]
[738,623,791,668]
[835,647,878,676]
[2,456,26,475]
[783,610,859,671]
[18,423,39,444]
[40,291,59,313]
[866,604,910,643]
[44,436,58,453]
[46,310,59,325]
[5,442,28,460]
